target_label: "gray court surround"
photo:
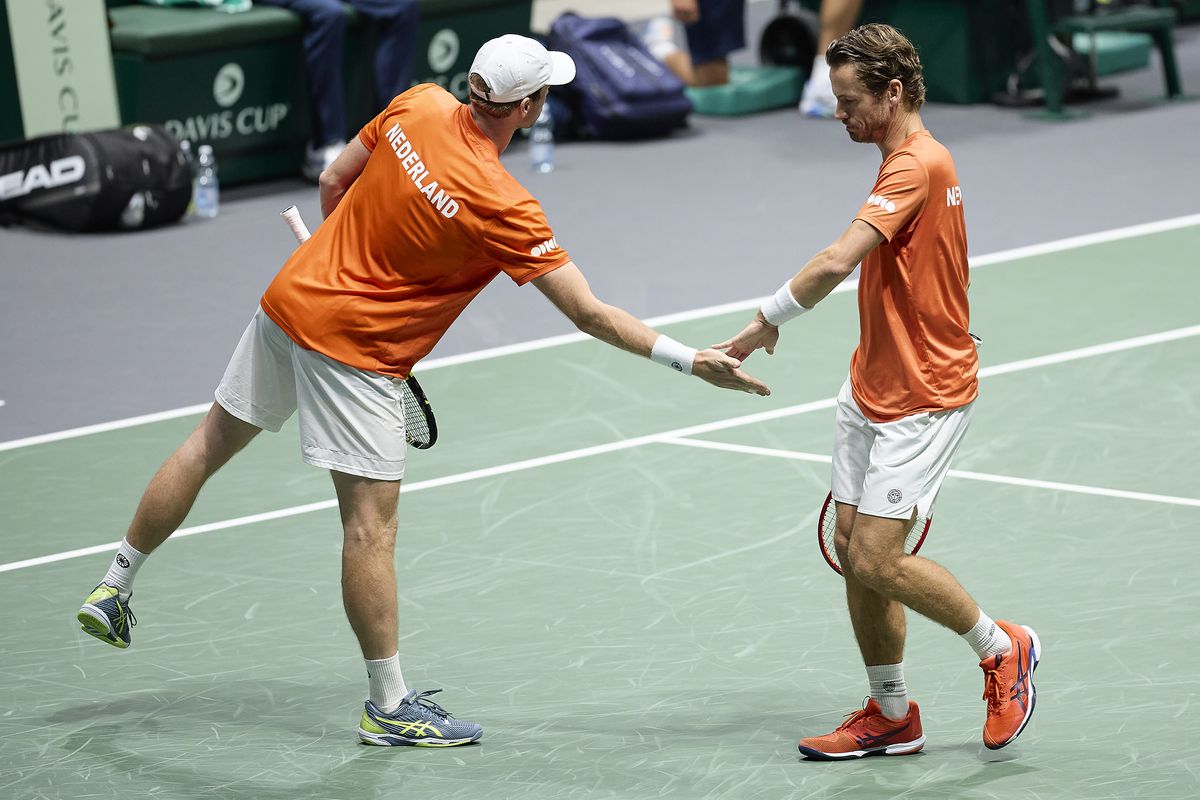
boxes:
[1,14,1197,441]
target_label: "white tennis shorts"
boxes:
[830,376,973,520]
[215,308,408,480]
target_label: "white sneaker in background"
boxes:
[800,55,837,118]
[302,141,346,183]
[799,81,837,118]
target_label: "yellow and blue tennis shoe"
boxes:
[77,583,136,649]
[359,689,483,747]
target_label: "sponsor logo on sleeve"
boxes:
[867,194,896,213]
[530,237,560,257]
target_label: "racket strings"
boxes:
[819,498,928,574]
[400,384,431,447]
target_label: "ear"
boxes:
[888,79,904,107]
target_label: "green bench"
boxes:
[1023,0,1182,117]
[797,0,1023,105]
[105,0,533,183]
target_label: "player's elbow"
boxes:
[560,293,610,338]
[571,303,608,337]
[814,247,858,282]
[318,168,344,196]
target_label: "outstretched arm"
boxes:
[532,262,770,396]
[319,137,371,219]
[716,220,883,360]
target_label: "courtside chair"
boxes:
[1024,0,1182,116]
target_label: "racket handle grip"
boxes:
[280,205,311,243]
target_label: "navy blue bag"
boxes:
[548,13,692,140]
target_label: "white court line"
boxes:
[0,399,839,575]
[3,323,1198,575]
[2,212,1198,453]
[658,438,1200,509]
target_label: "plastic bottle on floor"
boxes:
[178,139,197,216]
[530,102,555,174]
[194,144,219,219]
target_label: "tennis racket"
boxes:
[817,492,931,575]
[279,205,438,449]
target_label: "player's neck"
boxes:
[468,106,520,155]
[876,111,925,159]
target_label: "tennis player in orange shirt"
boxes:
[718,24,1039,759]
[75,34,769,747]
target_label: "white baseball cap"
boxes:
[469,34,576,103]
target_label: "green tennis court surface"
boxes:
[2,221,1198,799]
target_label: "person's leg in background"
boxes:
[645,0,745,87]
[258,0,350,179]
[800,0,863,117]
[350,0,420,105]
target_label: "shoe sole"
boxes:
[358,728,482,747]
[798,735,925,760]
[984,625,1040,750]
[77,605,129,649]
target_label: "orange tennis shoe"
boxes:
[981,620,1041,750]
[798,699,925,760]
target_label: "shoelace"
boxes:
[407,689,456,720]
[834,699,874,733]
[982,668,1005,712]
[110,593,137,632]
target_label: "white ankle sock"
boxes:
[366,653,408,713]
[866,662,909,721]
[962,610,1012,660]
[102,539,148,600]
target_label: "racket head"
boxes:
[817,491,932,575]
[401,375,437,449]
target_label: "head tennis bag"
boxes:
[0,125,191,232]
[548,13,693,140]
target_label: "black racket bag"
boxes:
[0,124,191,232]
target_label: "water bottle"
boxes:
[178,139,197,216]
[194,144,219,219]
[529,101,555,174]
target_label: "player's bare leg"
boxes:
[332,471,483,746]
[845,510,979,634]
[126,402,261,554]
[78,402,260,648]
[331,471,402,660]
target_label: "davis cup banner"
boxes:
[7,0,120,137]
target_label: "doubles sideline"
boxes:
[660,438,1200,509]
[3,322,1198,575]
[2,212,1198,454]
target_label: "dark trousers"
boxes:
[258,0,419,146]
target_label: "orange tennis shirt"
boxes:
[261,84,572,377]
[849,129,978,422]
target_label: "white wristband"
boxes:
[759,281,810,326]
[650,335,697,376]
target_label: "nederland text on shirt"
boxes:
[384,123,461,219]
